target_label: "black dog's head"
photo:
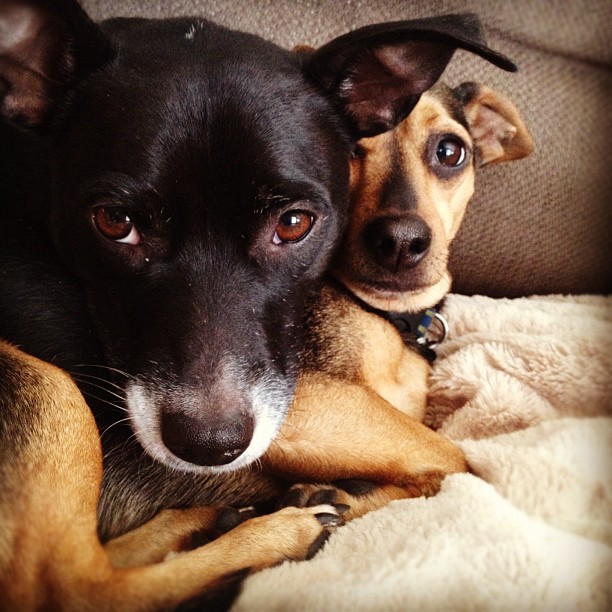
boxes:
[0,1,514,473]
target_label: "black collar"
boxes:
[326,276,448,363]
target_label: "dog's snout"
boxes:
[363,216,432,272]
[161,409,255,467]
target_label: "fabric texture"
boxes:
[232,293,612,611]
[81,0,612,297]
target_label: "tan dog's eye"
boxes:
[93,206,141,245]
[273,210,314,244]
[436,137,466,167]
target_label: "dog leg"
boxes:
[94,504,340,610]
[105,503,298,569]
[262,373,468,518]
[0,342,111,609]
[104,506,220,568]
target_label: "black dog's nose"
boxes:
[161,410,254,466]
[363,215,432,272]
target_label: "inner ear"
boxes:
[0,5,66,126]
[303,14,517,140]
[456,82,534,166]
[0,0,113,129]
[343,40,455,137]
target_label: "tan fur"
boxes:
[463,84,534,166]
[335,91,476,313]
[265,372,466,484]
[104,507,220,568]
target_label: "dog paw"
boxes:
[279,479,379,519]
[279,482,363,516]
[224,504,343,564]
[279,480,420,521]
[214,506,259,534]
[183,506,259,550]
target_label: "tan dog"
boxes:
[262,81,534,516]
[338,81,533,314]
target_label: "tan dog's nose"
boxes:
[362,215,432,272]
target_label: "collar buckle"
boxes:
[416,310,449,348]
[386,307,448,349]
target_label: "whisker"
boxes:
[71,363,132,380]
[75,388,127,413]
[102,430,143,464]
[71,371,126,391]
[100,416,134,439]
[72,376,126,403]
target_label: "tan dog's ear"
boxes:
[454,82,534,166]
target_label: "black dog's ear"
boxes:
[0,0,113,129]
[304,13,516,138]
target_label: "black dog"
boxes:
[0,0,514,548]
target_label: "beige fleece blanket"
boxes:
[233,294,612,611]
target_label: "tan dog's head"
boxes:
[332,82,533,313]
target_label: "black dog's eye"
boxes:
[93,206,141,245]
[273,210,314,244]
[436,137,466,167]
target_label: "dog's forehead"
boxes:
[101,17,296,70]
[394,91,470,143]
[421,88,470,132]
[94,17,311,120]
[55,17,346,212]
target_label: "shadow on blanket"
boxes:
[233,294,612,611]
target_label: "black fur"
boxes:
[2,14,349,539]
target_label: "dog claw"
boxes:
[305,529,332,560]
[279,484,352,521]
[306,488,338,507]
[314,512,342,527]
[333,503,351,515]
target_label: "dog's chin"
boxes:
[345,271,452,313]
[125,379,290,475]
